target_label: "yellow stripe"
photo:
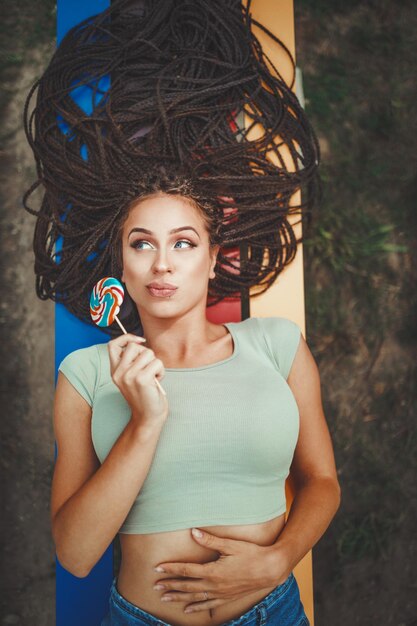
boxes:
[243,0,314,622]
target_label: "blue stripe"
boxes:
[55,1,113,624]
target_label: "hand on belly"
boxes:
[149,525,283,615]
[118,516,286,619]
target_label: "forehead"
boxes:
[125,194,203,229]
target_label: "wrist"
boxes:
[264,541,294,586]
[127,415,166,441]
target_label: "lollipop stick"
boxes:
[114,315,128,334]
[115,314,166,397]
[153,376,167,396]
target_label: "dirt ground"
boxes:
[1,1,416,625]
[0,28,56,624]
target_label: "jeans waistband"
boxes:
[109,571,296,626]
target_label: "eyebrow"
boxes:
[128,226,200,240]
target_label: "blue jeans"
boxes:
[100,572,310,625]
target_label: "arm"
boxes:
[266,333,341,579]
[51,371,165,578]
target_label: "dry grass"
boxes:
[296,0,417,623]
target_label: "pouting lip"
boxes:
[146,282,178,289]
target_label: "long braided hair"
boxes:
[23,0,322,337]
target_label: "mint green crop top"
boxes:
[57,316,302,534]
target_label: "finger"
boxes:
[183,598,224,613]
[155,579,206,594]
[159,590,215,604]
[117,341,147,365]
[109,333,146,349]
[121,349,156,380]
[154,561,209,579]
[191,529,235,555]
[109,337,145,358]
[108,335,146,371]
[131,356,165,386]
[108,342,144,375]
[155,574,234,599]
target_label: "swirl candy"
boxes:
[90,276,126,331]
[89,276,166,396]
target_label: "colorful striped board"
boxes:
[54,1,314,624]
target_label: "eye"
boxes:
[131,239,151,250]
[174,239,196,249]
[130,239,196,250]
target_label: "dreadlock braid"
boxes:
[23,0,322,337]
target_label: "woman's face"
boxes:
[120,193,219,321]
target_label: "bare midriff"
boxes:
[117,513,286,626]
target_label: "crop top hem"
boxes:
[118,504,288,534]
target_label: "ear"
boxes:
[209,245,220,278]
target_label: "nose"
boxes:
[151,247,173,274]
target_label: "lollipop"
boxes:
[90,277,166,396]
[90,276,127,331]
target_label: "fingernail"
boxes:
[192,528,203,537]
[136,337,147,342]
[154,566,165,572]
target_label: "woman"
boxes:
[23,1,337,623]
[52,179,341,626]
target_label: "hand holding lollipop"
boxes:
[90,277,166,396]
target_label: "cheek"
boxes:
[123,250,145,274]
[188,257,212,281]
